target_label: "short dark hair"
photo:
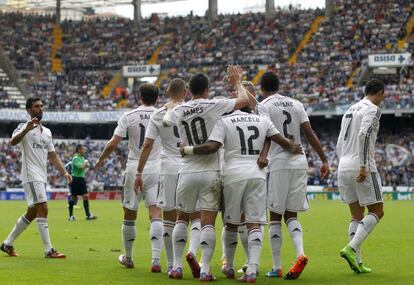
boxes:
[139,83,159,105]
[168,78,186,96]
[75,144,83,153]
[365,79,385,96]
[260,71,279,93]
[26,97,42,109]
[189,73,209,96]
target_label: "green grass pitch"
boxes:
[0,200,413,285]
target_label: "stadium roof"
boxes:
[0,0,183,9]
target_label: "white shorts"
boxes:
[338,171,383,206]
[122,172,159,210]
[176,171,221,213]
[223,179,267,225]
[24,182,47,207]
[267,169,308,214]
[157,174,178,211]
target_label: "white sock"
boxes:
[172,220,188,268]
[36,218,53,253]
[269,221,282,270]
[286,218,304,258]
[200,225,216,274]
[122,220,136,259]
[247,228,263,275]
[349,220,362,263]
[238,224,249,263]
[349,213,379,250]
[4,215,31,246]
[150,219,163,262]
[188,219,201,256]
[224,228,238,269]
[163,220,175,268]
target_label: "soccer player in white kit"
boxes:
[163,66,251,281]
[135,78,201,276]
[1,97,71,258]
[95,83,162,271]
[337,79,385,274]
[181,105,302,282]
[260,71,329,279]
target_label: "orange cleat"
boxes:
[284,255,308,280]
[45,248,66,259]
[1,243,19,257]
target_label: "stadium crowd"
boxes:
[0,0,413,111]
[1,129,413,190]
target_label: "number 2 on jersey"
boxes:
[236,126,260,155]
[282,110,294,140]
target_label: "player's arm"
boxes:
[49,151,72,183]
[10,119,39,145]
[94,135,122,170]
[257,138,270,168]
[180,140,222,156]
[162,103,178,127]
[357,108,379,182]
[228,66,249,111]
[134,138,155,193]
[268,133,303,154]
[301,121,330,179]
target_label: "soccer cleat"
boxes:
[167,266,173,275]
[199,272,216,282]
[186,252,201,278]
[359,263,372,273]
[151,260,161,273]
[169,267,183,279]
[340,245,361,274]
[86,215,97,220]
[45,248,66,259]
[265,268,283,278]
[238,273,257,283]
[284,255,308,279]
[68,215,75,221]
[0,243,19,257]
[221,265,235,279]
[118,255,134,268]
[237,264,248,274]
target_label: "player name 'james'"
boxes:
[230,116,260,123]
[183,107,204,117]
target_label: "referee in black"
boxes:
[68,145,97,221]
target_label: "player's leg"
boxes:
[222,223,238,279]
[68,179,77,220]
[1,205,35,257]
[80,178,96,220]
[199,171,221,281]
[163,209,176,273]
[266,170,289,278]
[119,173,138,268]
[186,211,201,278]
[347,201,364,265]
[284,170,309,280]
[238,213,249,270]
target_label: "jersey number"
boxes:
[282,110,294,140]
[173,126,180,147]
[182,117,207,145]
[138,123,145,148]
[343,113,353,141]
[236,126,260,155]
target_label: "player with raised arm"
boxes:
[260,71,329,279]
[95,83,162,271]
[180,104,302,283]
[1,97,71,259]
[134,78,202,276]
[337,79,386,274]
[163,66,250,281]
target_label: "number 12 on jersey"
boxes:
[236,126,260,155]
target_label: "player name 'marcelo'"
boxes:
[230,116,260,123]
[183,107,204,117]
[273,101,293,108]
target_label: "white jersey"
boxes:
[168,98,236,173]
[209,110,279,185]
[337,98,381,172]
[145,107,181,175]
[12,123,55,183]
[262,93,309,171]
[114,105,161,174]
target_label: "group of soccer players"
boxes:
[1,65,386,283]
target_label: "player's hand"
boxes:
[94,159,105,171]
[290,143,303,154]
[320,162,330,180]
[356,166,367,183]
[64,172,72,183]
[257,156,269,168]
[179,145,186,157]
[26,117,40,131]
[134,175,143,193]
[83,160,90,169]
[227,65,242,85]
